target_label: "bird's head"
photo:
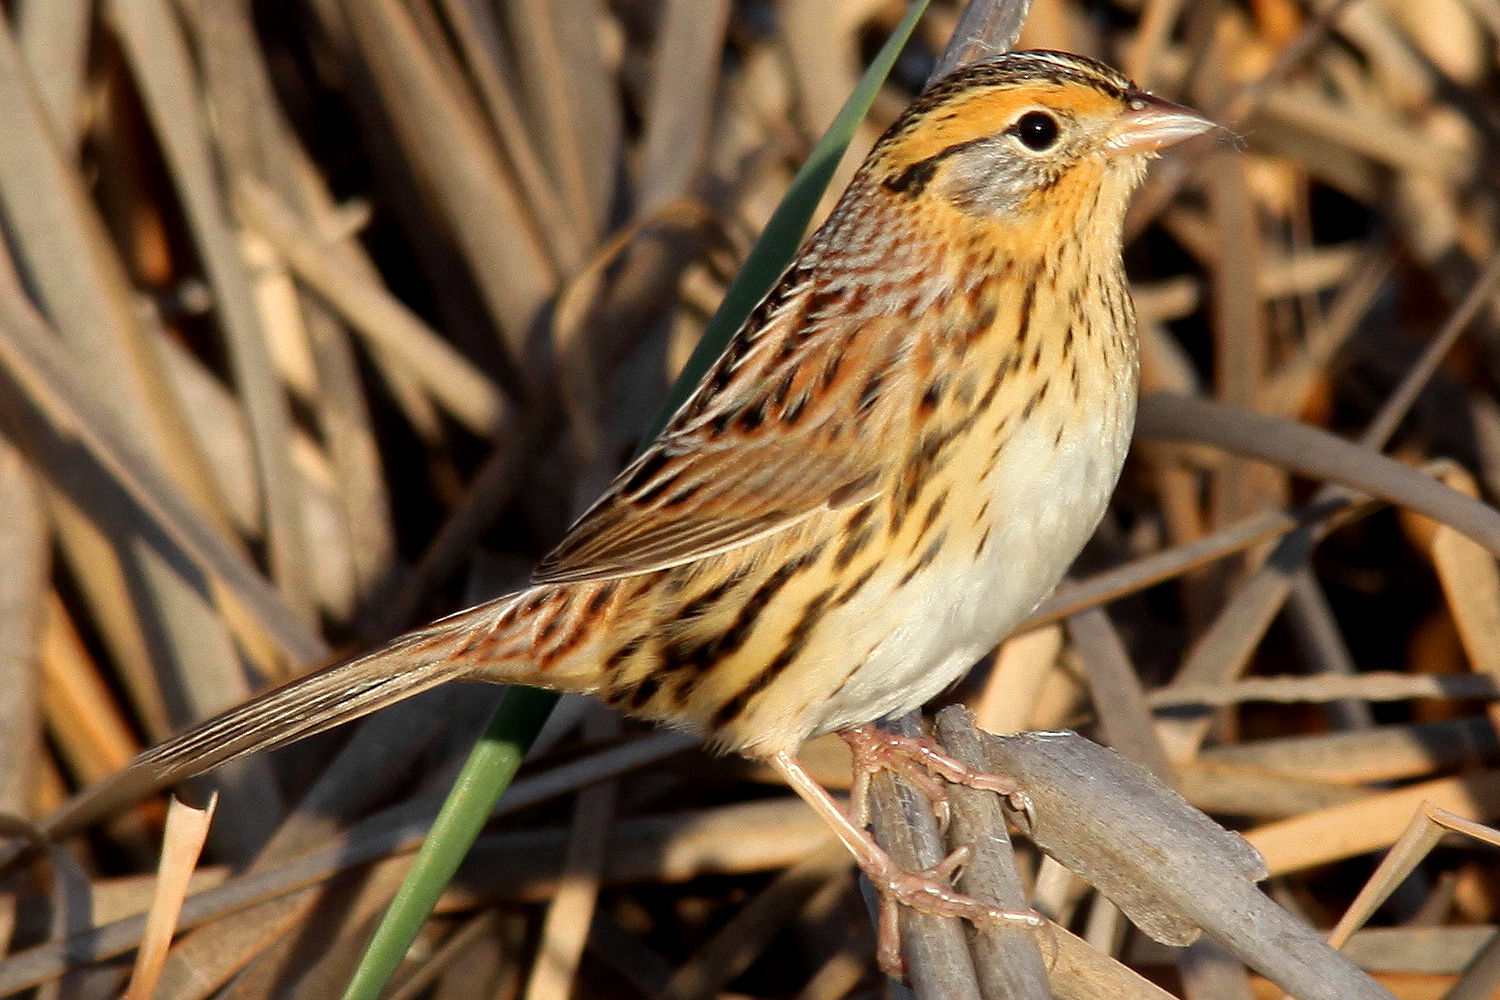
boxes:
[868,50,1215,241]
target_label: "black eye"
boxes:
[1014,111,1060,151]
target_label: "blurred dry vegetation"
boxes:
[3,0,1500,997]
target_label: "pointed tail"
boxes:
[40,592,529,843]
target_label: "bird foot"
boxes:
[840,723,1035,833]
[859,837,1046,977]
[767,750,1046,981]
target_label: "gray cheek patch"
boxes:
[939,141,1056,217]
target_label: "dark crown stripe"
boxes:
[882,49,1134,152]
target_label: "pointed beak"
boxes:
[1107,91,1217,156]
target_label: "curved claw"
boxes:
[931,844,971,883]
[1004,790,1039,837]
[931,795,953,834]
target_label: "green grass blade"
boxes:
[344,5,930,996]
[647,0,932,437]
[341,686,555,1000]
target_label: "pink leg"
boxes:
[769,751,1043,978]
[841,724,1036,833]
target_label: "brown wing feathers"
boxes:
[533,279,908,587]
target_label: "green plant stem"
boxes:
[342,686,555,1000]
[648,0,932,437]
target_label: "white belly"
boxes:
[808,385,1136,737]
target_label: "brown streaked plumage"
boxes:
[39,51,1214,975]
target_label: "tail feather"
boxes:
[41,593,528,842]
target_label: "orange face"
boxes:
[883,80,1126,168]
[863,51,1212,235]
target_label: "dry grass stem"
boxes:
[123,793,217,1000]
